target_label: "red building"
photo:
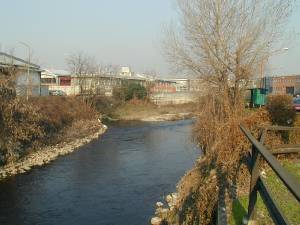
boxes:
[150,80,176,93]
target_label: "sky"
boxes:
[0,0,300,77]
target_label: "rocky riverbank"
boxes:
[151,192,180,225]
[0,123,107,180]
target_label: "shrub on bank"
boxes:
[266,94,296,126]
[113,83,147,101]
[0,94,99,165]
[30,96,97,134]
[87,95,121,116]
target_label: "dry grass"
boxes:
[29,96,98,133]
[111,101,197,120]
[167,105,273,225]
[1,95,100,165]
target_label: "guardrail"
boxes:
[240,125,300,225]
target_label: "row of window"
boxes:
[273,78,300,83]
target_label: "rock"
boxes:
[151,217,162,225]
[166,194,172,203]
[156,202,164,208]
[165,193,178,208]
[23,165,31,171]
[247,220,258,225]
[260,170,267,178]
[19,168,27,173]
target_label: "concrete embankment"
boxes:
[0,124,107,180]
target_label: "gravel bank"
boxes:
[0,124,107,180]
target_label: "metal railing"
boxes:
[240,125,300,225]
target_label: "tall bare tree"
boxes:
[163,1,295,224]
[165,0,294,111]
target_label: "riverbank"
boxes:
[103,101,197,122]
[0,120,107,180]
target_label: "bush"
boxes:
[266,94,296,126]
[113,83,147,101]
[29,96,97,134]
[125,83,147,100]
[0,78,44,164]
[0,93,99,165]
[87,96,121,116]
[113,86,126,102]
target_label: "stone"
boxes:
[247,220,258,225]
[151,217,162,225]
[23,166,31,171]
[260,170,267,178]
[166,194,172,203]
[156,202,164,208]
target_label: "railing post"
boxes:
[247,144,261,221]
[247,129,265,222]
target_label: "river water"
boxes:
[0,120,200,225]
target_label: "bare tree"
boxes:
[165,0,294,111]
[66,52,98,94]
[163,1,295,224]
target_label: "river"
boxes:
[0,120,200,225]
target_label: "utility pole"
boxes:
[19,42,31,101]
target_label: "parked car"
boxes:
[293,98,300,111]
[49,90,66,96]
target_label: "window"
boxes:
[59,77,71,86]
[41,78,56,84]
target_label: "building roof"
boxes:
[0,52,40,70]
[43,69,71,76]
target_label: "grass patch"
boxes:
[230,194,273,225]
[230,160,300,225]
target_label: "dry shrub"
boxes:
[1,67,99,165]
[266,94,296,126]
[29,96,98,134]
[175,158,218,225]
[175,97,299,225]
[87,96,121,116]
[289,115,300,144]
[0,74,44,164]
[173,94,273,225]
[0,87,99,165]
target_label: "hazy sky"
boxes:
[0,0,299,77]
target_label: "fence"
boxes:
[240,125,300,225]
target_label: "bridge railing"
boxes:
[240,125,300,225]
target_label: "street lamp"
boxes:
[260,47,289,88]
[19,41,31,100]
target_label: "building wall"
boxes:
[150,92,197,105]
[15,69,41,96]
[71,76,150,96]
[150,80,176,93]
[266,75,300,95]
[49,85,80,96]
[167,79,190,92]
[41,85,49,96]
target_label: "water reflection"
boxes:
[0,120,200,225]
